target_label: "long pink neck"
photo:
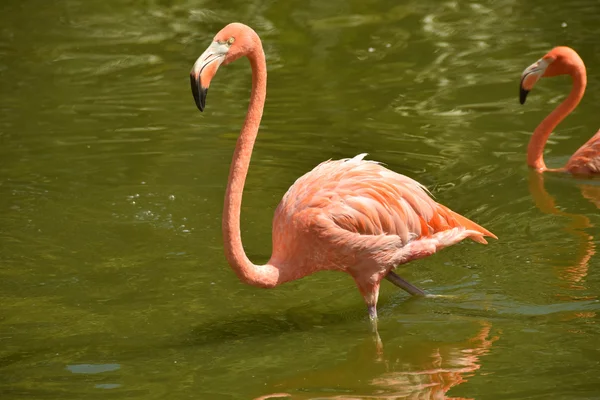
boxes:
[527,66,587,171]
[222,38,281,288]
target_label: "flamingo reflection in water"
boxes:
[528,171,598,297]
[254,321,498,400]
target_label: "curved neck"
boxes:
[222,39,281,288]
[527,67,587,171]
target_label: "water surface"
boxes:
[1,0,600,398]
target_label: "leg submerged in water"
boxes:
[367,304,383,355]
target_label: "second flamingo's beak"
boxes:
[190,41,229,112]
[519,58,550,105]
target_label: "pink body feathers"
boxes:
[269,154,494,305]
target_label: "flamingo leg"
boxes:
[385,271,427,296]
[367,305,384,355]
[368,304,378,323]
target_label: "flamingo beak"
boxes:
[190,41,229,112]
[519,58,549,105]
[519,84,530,105]
[190,74,207,112]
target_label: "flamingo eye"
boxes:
[227,37,235,45]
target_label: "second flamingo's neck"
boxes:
[221,38,282,288]
[527,67,587,171]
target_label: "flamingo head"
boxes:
[519,46,584,105]
[190,23,258,111]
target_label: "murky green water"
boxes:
[2,0,600,398]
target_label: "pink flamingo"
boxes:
[520,46,600,174]
[190,23,496,329]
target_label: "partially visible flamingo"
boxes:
[190,23,496,330]
[520,46,600,174]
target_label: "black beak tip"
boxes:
[190,75,208,112]
[199,87,208,112]
[519,87,529,105]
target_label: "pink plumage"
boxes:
[566,130,600,174]
[190,23,496,328]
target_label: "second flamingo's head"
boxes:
[190,23,259,111]
[519,46,585,105]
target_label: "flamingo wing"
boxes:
[278,154,496,247]
[566,129,600,174]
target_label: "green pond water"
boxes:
[2,0,600,398]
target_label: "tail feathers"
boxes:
[439,205,498,244]
[467,231,490,245]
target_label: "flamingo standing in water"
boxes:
[520,46,600,174]
[190,23,496,329]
